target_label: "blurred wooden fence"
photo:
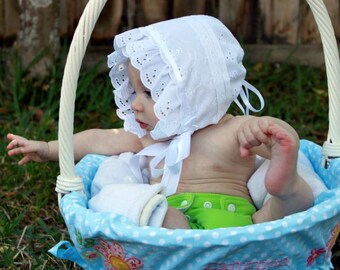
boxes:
[1,0,340,65]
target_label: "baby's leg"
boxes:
[240,118,314,223]
[162,207,190,229]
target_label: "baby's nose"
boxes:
[131,96,143,112]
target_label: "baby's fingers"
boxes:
[7,139,36,157]
[7,147,27,157]
[237,127,251,155]
[239,123,265,148]
[6,134,27,150]
[237,127,259,157]
[18,156,32,166]
[246,119,272,146]
[239,146,251,158]
[7,140,19,150]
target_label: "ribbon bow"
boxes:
[130,132,191,196]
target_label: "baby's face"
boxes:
[128,62,159,132]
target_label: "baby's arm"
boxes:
[71,128,143,160]
[7,128,142,165]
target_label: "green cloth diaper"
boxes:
[167,193,256,229]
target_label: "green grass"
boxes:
[0,47,116,269]
[0,47,338,269]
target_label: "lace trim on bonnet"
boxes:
[108,15,264,196]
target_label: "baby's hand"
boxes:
[236,117,272,157]
[6,133,50,165]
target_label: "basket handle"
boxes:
[56,0,108,204]
[306,0,340,167]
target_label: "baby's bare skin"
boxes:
[7,114,313,229]
[147,115,255,201]
[146,115,314,227]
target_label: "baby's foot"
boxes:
[264,123,300,198]
[240,117,313,223]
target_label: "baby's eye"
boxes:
[145,91,152,98]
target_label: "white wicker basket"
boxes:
[50,1,340,269]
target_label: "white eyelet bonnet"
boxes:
[108,15,264,196]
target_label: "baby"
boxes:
[7,15,315,230]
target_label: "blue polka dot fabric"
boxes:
[49,140,340,269]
